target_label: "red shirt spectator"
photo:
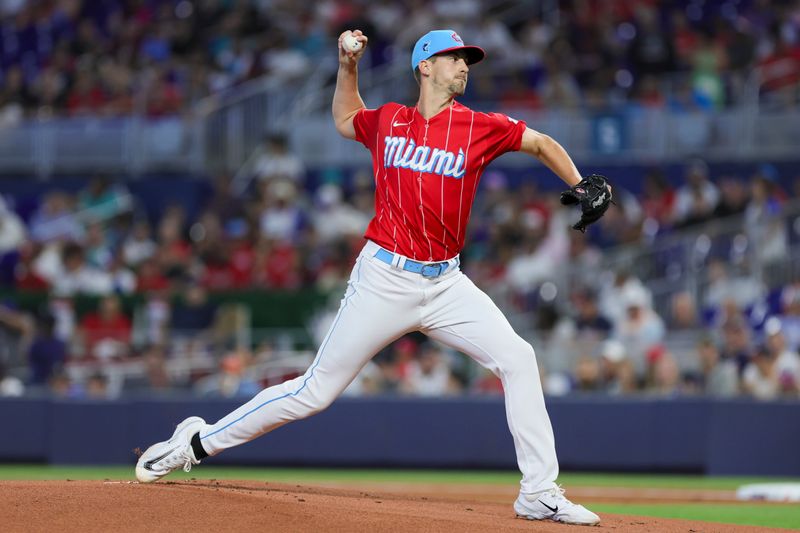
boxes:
[759,42,800,92]
[252,240,300,289]
[136,259,170,293]
[79,295,132,361]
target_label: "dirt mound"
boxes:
[0,480,776,532]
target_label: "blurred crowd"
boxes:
[1,0,799,126]
[0,132,799,400]
[0,0,799,401]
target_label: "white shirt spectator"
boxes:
[0,374,23,396]
[403,357,454,396]
[0,199,25,253]
[53,266,113,296]
[312,184,370,243]
[123,225,157,266]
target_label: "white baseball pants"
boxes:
[199,240,558,494]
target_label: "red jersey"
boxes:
[353,101,526,261]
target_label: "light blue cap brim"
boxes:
[411,30,485,72]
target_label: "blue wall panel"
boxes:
[0,399,49,460]
[1,396,798,475]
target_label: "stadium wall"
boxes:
[1,397,797,475]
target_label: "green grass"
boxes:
[0,464,796,489]
[591,503,800,531]
[2,466,799,529]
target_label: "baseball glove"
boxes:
[560,174,613,233]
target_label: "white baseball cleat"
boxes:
[135,416,206,483]
[514,486,600,526]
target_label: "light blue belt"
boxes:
[374,248,459,279]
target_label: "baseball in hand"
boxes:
[342,33,362,53]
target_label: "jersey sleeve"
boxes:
[481,112,527,161]
[353,106,384,150]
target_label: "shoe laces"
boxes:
[160,445,199,473]
[545,485,569,504]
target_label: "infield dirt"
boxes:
[0,480,781,532]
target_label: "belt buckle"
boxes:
[421,263,445,279]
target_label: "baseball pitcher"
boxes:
[136,29,611,526]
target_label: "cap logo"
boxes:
[451,32,463,44]
[422,41,430,53]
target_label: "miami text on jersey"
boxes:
[383,136,466,179]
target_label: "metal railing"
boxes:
[0,67,797,177]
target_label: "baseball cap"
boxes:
[411,30,485,72]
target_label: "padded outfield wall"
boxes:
[0,396,797,476]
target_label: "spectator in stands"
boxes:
[573,287,613,338]
[640,168,676,228]
[123,221,158,268]
[598,340,637,395]
[51,243,113,296]
[499,70,542,110]
[0,361,23,397]
[251,237,301,290]
[0,298,32,370]
[595,189,644,246]
[107,250,137,295]
[704,261,766,314]
[669,290,701,330]
[0,196,26,255]
[689,31,726,110]
[254,133,306,185]
[400,343,461,396]
[572,355,602,392]
[757,31,800,108]
[86,373,111,399]
[156,205,191,279]
[78,295,132,362]
[745,164,788,265]
[742,344,787,400]
[599,270,653,328]
[342,360,383,396]
[84,222,113,269]
[258,180,305,243]
[473,15,518,67]
[170,284,218,347]
[77,176,132,224]
[614,283,666,377]
[133,344,174,393]
[762,317,800,396]
[27,311,66,387]
[136,257,170,293]
[672,159,719,228]
[195,349,260,398]
[718,316,755,374]
[222,219,256,289]
[29,192,84,243]
[694,338,739,397]
[776,282,800,352]
[312,183,370,244]
[712,176,749,218]
[13,242,48,290]
[135,291,171,348]
[648,348,685,397]
[566,230,602,276]
[206,174,246,222]
[538,56,581,109]
[629,5,676,78]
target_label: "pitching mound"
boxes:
[0,480,775,532]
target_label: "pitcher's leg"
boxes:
[201,255,418,455]
[423,275,558,494]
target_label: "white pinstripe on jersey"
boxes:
[383,106,404,252]
[441,105,453,258]
[455,110,475,245]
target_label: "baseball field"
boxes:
[1,466,798,532]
